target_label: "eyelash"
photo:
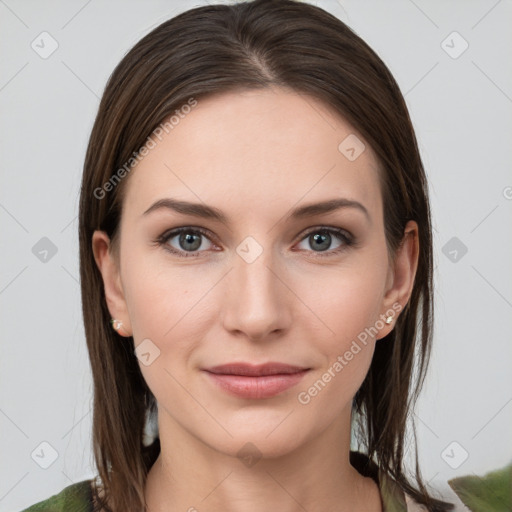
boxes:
[155,226,356,259]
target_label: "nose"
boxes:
[221,244,292,342]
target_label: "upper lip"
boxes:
[204,363,309,377]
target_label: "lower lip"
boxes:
[204,370,309,399]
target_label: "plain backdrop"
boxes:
[1,1,511,511]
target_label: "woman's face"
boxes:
[94,86,416,458]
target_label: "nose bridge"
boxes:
[222,235,289,339]
[234,235,281,308]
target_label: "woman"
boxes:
[21,0,456,510]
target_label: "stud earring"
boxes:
[110,319,123,331]
[385,315,394,325]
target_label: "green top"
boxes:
[20,477,93,512]
[17,451,426,512]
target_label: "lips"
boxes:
[205,362,309,376]
[203,362,310,399]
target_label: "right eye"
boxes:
[156,227,218,258]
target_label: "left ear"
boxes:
[377,220,419,339]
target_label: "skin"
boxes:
[93,86,419,512]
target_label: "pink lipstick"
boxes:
[203,362,310,399]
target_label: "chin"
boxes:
[210,431,308,463]
[194,410,315,462]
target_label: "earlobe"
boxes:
[91,230,133,337]
[377,220,419,339]
[110,318,130,338]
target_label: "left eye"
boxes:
[157,226,353,258]
[295,227,353,256]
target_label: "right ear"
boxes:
[91,230,133,337]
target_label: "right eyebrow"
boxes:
[143,198,228,223]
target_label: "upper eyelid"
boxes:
[158,226,217,244]
[300,226,352,238]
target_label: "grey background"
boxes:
[1,0,511,511]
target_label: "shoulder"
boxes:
[19,479,94,512]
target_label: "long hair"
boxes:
[78,1,453,510]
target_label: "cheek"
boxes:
[325,278,383,341]
[292,261,387,407]
[121,238,211,339]
[121,259,208,402]
[298,259,387,346]
[121,246,221,381]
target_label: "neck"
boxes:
[144,409,382,512]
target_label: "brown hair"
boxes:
[79,1,453,510]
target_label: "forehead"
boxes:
[122,87,382,223]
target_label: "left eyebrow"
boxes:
[286,198,370,222]
[142,197,370,224]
